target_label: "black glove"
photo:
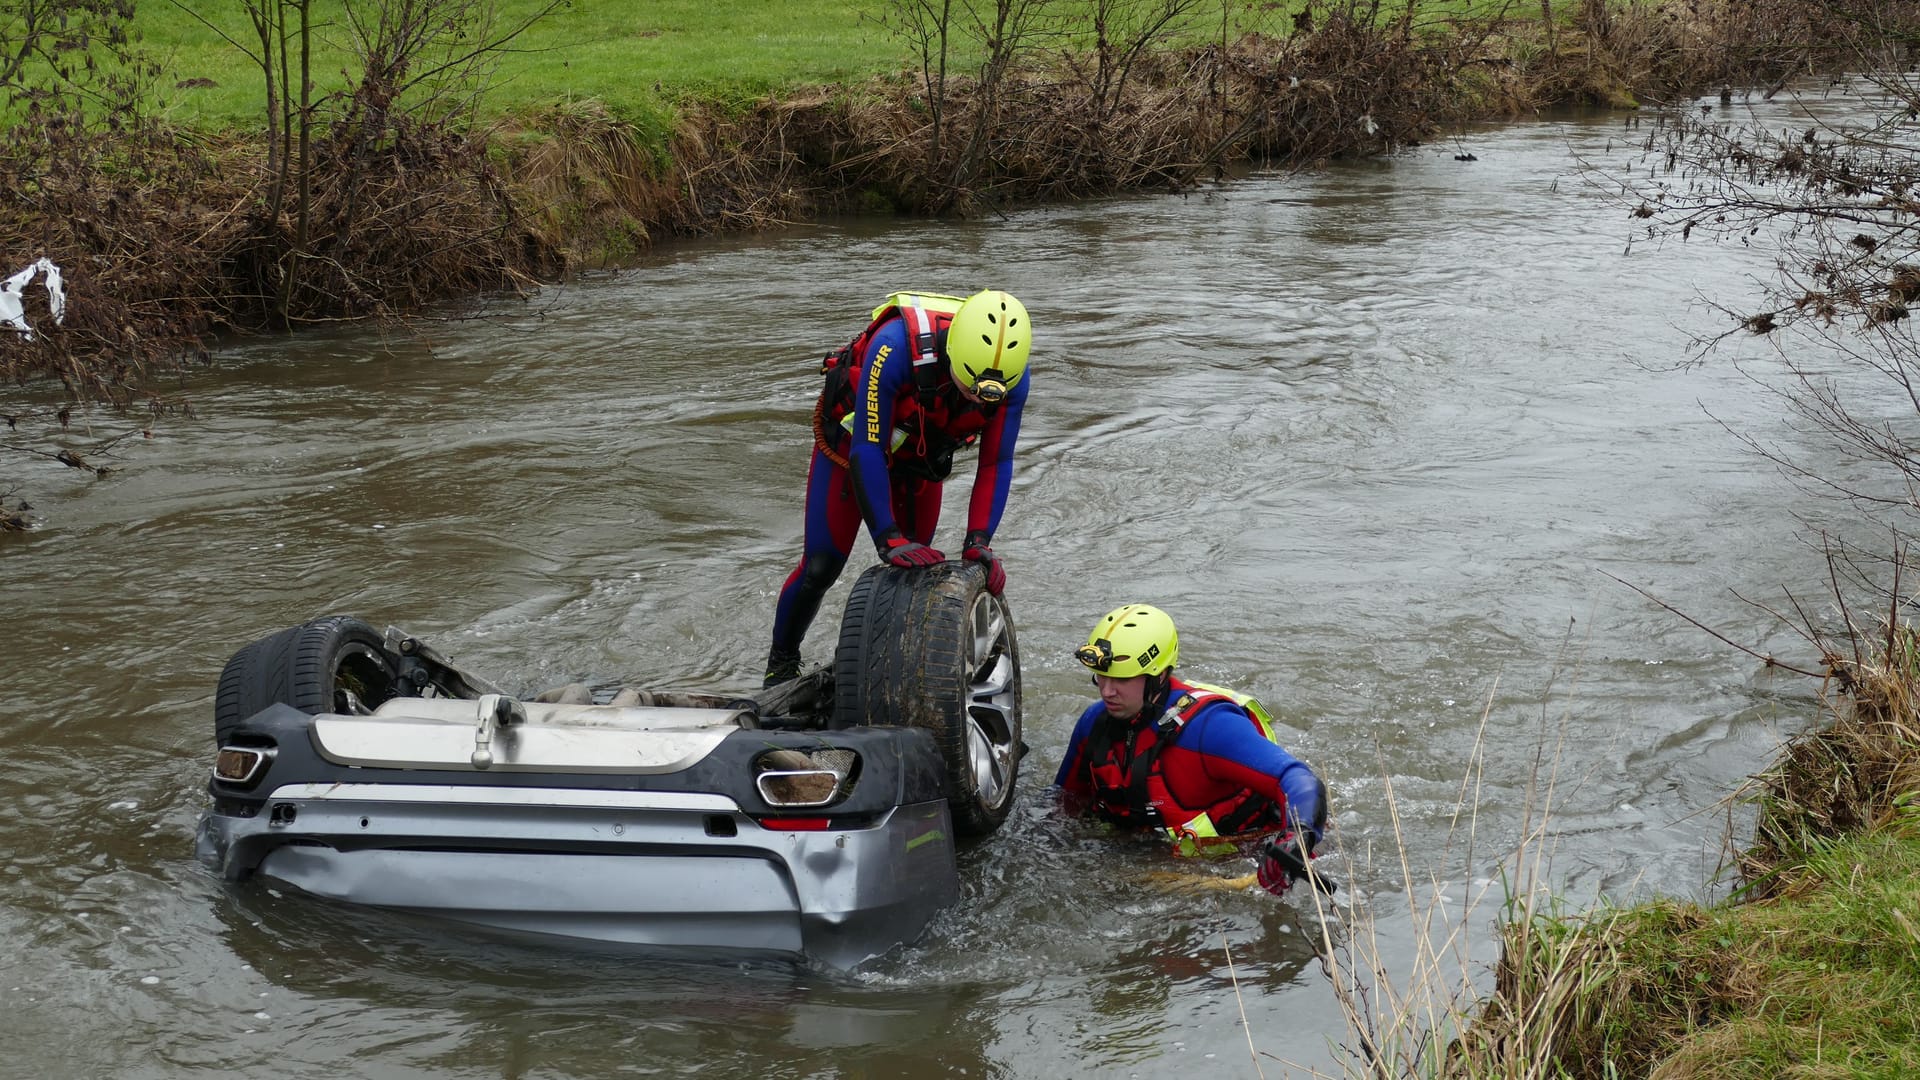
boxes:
[876,527,944,568]
[962,531,1005,595]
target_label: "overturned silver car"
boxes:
[195,562,1022,969]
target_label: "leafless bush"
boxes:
[176,0,567,328]
[1620,2,1920,538]
[0,0,207,434]
[0,0,566,509]
[879,0,1056,210]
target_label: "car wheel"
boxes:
[832,561,1022,837]
[214,615,402,743]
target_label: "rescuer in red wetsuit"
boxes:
[1055,604,1329,895]
[765,290,1032,687]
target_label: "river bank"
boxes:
[1427,663,1920,1077]
[0,0,1816,438]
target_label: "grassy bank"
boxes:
[1276,588,1916,1079]
[0,0,1809,377]
[1291,627,1920,1077]
[1433,666,1920,1078]
[135,1,918,130]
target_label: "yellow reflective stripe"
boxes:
[841,410,908,452]
[874,291,965,319]
[1181,812,1223,838]
[1185,680,1280,744]
[1165,816,1240,858]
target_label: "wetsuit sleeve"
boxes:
[966,371,1028,539]
[1052,700,1106,799]
[847,319,915,540]
[1185,703,1325,839]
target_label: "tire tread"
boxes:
[212,615,393,743]
[832,562,1021,836]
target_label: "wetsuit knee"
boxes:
[796,553,847,596]
[771,552,849,655]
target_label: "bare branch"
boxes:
[1599,570,1829,679]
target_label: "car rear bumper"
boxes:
[197,782,959,970]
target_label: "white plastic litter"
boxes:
[2,258,67,340]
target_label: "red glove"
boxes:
[1257,835,1320,897]
[962,531,1005,595]
[1257,846,1295,896]
[877,528,944,568]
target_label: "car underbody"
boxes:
[195,562,1023,968]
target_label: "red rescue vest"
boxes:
[1081,677,1287,851]
[813,295,997,469]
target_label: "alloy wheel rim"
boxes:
[964,592,1018,809]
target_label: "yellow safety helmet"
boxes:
[1075,604,1179,679]
[946,290,1030,404]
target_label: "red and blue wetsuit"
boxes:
[770,312,1029,659]
[1054,676,1326,855]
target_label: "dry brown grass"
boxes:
[487,0,1826,259]
[0,105,562,442]
[1431,591,1920,1078]
[1737,629,1920,898]
[2,0,1862,425]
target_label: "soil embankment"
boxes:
[0,0,1821,484]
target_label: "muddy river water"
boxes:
[0,94,1883,1077]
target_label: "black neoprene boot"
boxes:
[763,647,802,689]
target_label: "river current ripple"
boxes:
[0,92,1881,1078]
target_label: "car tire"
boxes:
[832,561,1022,837]
[214,615,402,743]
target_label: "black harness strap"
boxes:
[1213,788,1281,835]
[1084,716,1161,826]
[1082,717,1133,826]
[1121,725,1160,825]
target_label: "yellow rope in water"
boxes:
[1141,870,1259,892]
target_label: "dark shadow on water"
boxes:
[205,876,1009,1075]
[214,876,850,992]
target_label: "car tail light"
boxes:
[753,747,856,808]
[213,745,274,787]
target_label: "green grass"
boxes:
[1647,826,1920,1076]
[131,0,1541,132]
[1492,821,1920,1078]
[136,0,914,129]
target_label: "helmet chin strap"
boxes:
[1144,673,1172,711]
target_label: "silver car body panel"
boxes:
[312,717,737,773]
[198,767,960,969]
[308,696,749,773]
